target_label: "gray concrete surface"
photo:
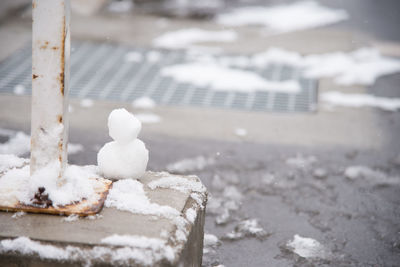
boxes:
[0,171,207,266]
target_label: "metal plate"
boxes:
[0,41,317,112]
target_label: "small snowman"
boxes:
[97,108,149,179]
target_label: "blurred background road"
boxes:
[0,0,400,266]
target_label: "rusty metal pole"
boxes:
[31,0,70,186]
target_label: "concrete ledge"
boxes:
[0,171,207,266]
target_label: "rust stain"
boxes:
[40,45,47,49]
[60,16,66,96]
[45,41,49,45]
[52,46,59,50]
[57,115,63,123]
[32,74,38,79]
[32,2,36,9]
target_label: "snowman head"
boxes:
[108,108,142,143]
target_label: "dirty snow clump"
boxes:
[287,234,325,258]
[97,109,149,179]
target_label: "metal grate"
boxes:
[0,41,317,112]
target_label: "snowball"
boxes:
[108,108,142,143]
[97,139,149,179]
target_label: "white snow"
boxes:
[153,28,237,50]
[147,174,207,194]
[166,156,215,174]
[98,109,148,179]
[0,161,100,207]
[234,128,247,137]
[286,155,317,169]
[203,233,220,254]
[135,113,161,124]
[67,143,84,155]
[107,109,142,143]
[321,91,400,111]
[0,236,175,266]
[11,211,26,219]
[124,51,143,62]
[344,165,399,185]
[62,214,79,222]
[185,208,197,223]
[132,97,156,109]
[161,62,301,93]
[224,219,267,240]
[146,51,162,62]
[13,84,25,95]
[287,234,325,258]
[223,47,400,87]
[101,235,173,262]
[0,154,28,173]
[216,1,348,33]
[105,179,180,218]
[0,131,30,156]
[80,98,94,108]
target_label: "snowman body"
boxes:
[97,109,149,179]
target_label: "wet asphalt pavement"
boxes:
[64,124,400,267]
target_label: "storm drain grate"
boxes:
[0,41,317,112]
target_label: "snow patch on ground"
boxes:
[286,154,317,169]
[321,91,400,111]
[153,28,237,50]
[80,98,94,108]
[166,156,215,174]
[223,219,268,240]
[161,62,301,93]
[105,179,180,218]
[68,143,84,155]
[203,233,220,255]
[11,211,26,219]
[132,97,156,109]
[135,113,161,124]
[62,214,79,222]
[234,128,247,137]
[124,51,143,62]
[286,234,325,258]
[13,84,25,95]
[216,1,348,33]
[344,165,399,185]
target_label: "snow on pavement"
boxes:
[161,62,301,93]
[321,91,400,111]
[132,97,156,109]
[153,28,237,50]
[216,1,348,33]
[286,234,326,259]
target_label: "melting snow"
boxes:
[147,173,206,194]
[11,211,26,219]
[161,62,301,93]
[216,1,348,33]
[105,179,180,218]
[224,219,267,240]
[344,165,399,185]
[132,97,156,109]
[153,28,237,50]
[286,234,325,258]
[203,233,220,254]
[62,214,79,222]
[166,156,215,174]
[321,91,400,111]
